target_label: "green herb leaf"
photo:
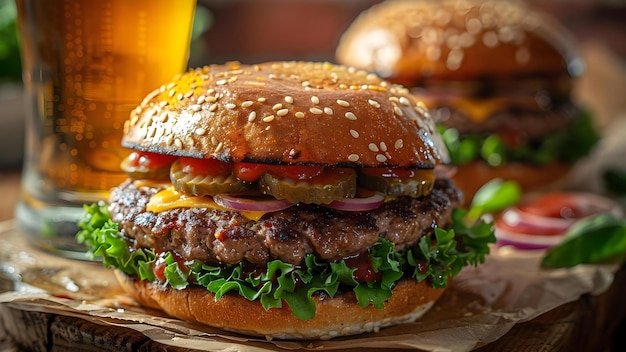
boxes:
[541,214,626,268]
[468,178,522,221]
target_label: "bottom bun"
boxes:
[453,161,570,206]
[115,271,445,340]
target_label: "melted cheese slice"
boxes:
[146,187,267,221]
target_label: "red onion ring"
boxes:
[213,194,293,212]
[325,192,385,211]
[495,191,623,250]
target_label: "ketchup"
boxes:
[127,151,177,170]
[152,252,189,283]
[345,252,380,283]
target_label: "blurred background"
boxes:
[1,0,625,168]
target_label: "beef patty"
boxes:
[108,179,462,266]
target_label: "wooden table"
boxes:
[1,168,625,351]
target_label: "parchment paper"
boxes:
[0,220,618,352]
[2,41,625,352]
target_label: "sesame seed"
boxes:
[284,96,294,104]
[394,106,404,116]
[368,99,380,108]
[165,135,174,146]
[336,99,350,107]
[302,81,310,87]
[168,90,176,98]
[311,96,320,104]
[310,107,323,115]
[225,103,236,110]
[395,139,404,149]
[215,142,224,153]
[177,93,184,101]
[153,126,164,140]
[209,103,218,112]
[446,49,464,71]
[184,91,193,99]
[276,108,289,116]
[211,136,218,145]
[368,143,379,152]
[399,97,411,106]
[482,31,499,48]
[416,101,428,112]
[350,129,359,138]
[324,107,333,115]
[258,97,267,102]
[206,96,217,103]
[272,103,283,110]
[376,154,387,162]
[174,138,183,149]
[156,111,168,122]
[248,111,257,122]
[216,79,227,85]
[195,127,206,135]
[241,100,253,108]
[186,136,195,147]
[348,154,360,162]
[345,112,357,120]
[295,111,305,118]
[190,104,202,112]
[379,142,388,152]
[263,115,275,122]
[197,95,206,104]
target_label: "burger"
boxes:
[335,0,599,201]
[77,61,494,340]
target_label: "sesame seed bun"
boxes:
[115,271,445,340]
[122,61,448,168]
[335,0,584,83]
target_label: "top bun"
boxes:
[122,61,448,168]
[336,0,584,83]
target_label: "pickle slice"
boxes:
[260,169,357,204]
[170,159,251,196]
[358,169,435,198]
[120,156,171,180]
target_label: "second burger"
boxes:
[336,0,600,200]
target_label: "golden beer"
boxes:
[15,0,196,257]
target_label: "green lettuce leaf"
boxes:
[440,109,599,166]
[76,203,494,320]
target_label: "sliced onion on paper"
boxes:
[494,191,623,251]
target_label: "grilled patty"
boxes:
[435,101,579,139]
[108,179,462,266]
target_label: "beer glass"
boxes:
[15,0,196,258]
